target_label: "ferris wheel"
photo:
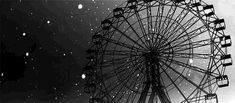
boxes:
[82,0,232,103]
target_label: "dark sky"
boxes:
[0,0,122,103]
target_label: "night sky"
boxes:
[0,0,235,103]
[0,0,122,103]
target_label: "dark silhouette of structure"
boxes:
[83,0,232,103]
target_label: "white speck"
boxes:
[210,54,214,57]
[78,4,83,9]
[137,74,140,77]
[63,53,66,56]
[47,20,50,24]
[188,73,191,76]
[26,52,29,56]
[81,74,86,79]
[22,32,26,36]
[1,73,4,76]
[189,58,193,64]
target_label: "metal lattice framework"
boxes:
[82,0,232,103]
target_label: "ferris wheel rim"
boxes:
[84,0,232,103]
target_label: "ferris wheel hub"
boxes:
[143,51,160,62]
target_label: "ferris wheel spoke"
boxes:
[114,59,144,81]
[156,9,190,48]
[133,83,144,103]
[102,56,144,82]
[159,59,209,95]
[105,62,144,94]
[154,1,164,34]
[153,4,166,48]
[114,70,143,102]
[167,25,207,48]
[107,69,137,97]
[111,82,129,102]
[125,73,144,103]
[101,56,144,81]
[134,8,150,47]
[166,28,206,50]
[102,36,143,51]
[104,68,136,93]
[161,52,218,59]
[146,2,156,47]
[162,8,190,40]
[159,70,172,101]
[169,16,200,39]
[159,63,190,102]
[101,56,134,67]
[160,4,178,36]
[181,16,200,32]
[172,44,208,54]
[102,50,141,56]
[100,57,143,80]
[125,92,133,103]
[118,57,144,69]
[110,25,147,50]
[162,57,218,77]
[160,7,178,38]
[164,38,215,53]
[146,3,153,32]
[122,16,149,48]
[159,3,176,35]
[167,10,191,35]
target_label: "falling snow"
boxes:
[78,4,83,9]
